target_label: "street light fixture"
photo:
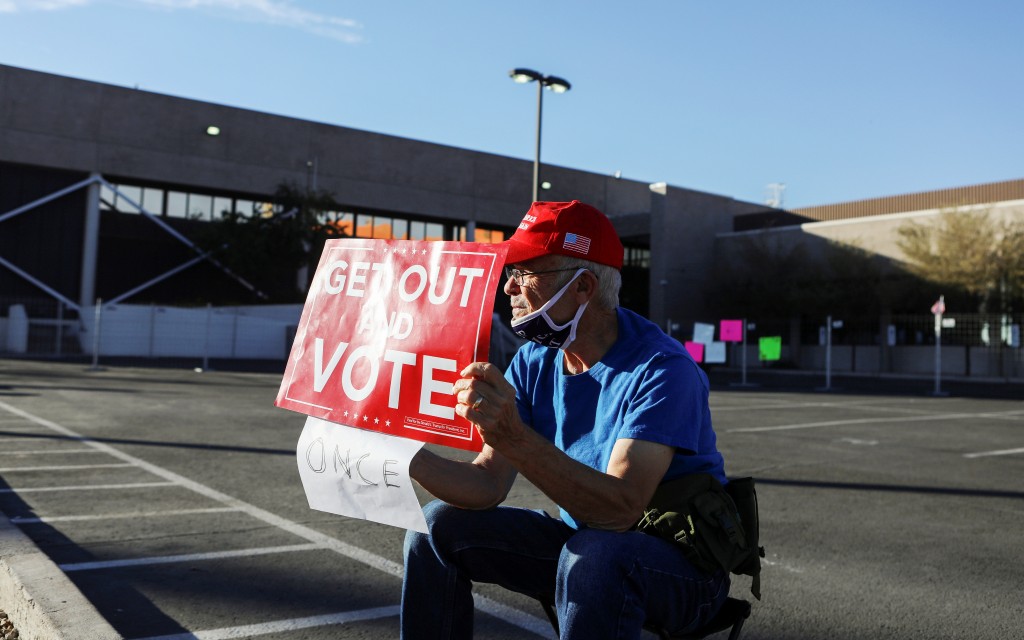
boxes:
[508,68,571,202]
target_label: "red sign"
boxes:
[276,240,508,451]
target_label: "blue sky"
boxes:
[1,0,1022,209]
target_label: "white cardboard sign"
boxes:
[296,416,428,533]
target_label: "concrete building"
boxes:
[716,179,1024,379]
[2,64,1021,378]
[0,63,776,336]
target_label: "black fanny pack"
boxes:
[634,474,764,599]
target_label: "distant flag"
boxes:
[930,296,946,316]
[562,233,591,255]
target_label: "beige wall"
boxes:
[800,200,1024,260]
[717,199,1024,267]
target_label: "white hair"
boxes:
[552,256,621,310]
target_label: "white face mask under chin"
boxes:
[510,268,589,350]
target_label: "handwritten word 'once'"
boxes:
[313,338,455,420]
[320,260,485,307]
[305,437,400,488]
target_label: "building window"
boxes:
[355,214,373,238]
[624,246,650,269]
[96,181,483,249]
[213,197,233,219]
[167,191,188,217]
[406,221,423,240]
[372,216,393,238]
[392,219,409,240]
[425,223,444,241]
[142,187,164,215]
[235,199,256,217]
[458,226,507,243]
[189,194,213,220]
[117,185,143,211]
[99,183,116,210]
[335,212,355,236]
[103,182,259,220]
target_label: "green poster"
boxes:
[759,336,782,361]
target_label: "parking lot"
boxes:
[1,359,1022,639]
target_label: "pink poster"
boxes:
[720,319,744,342]
[276,239,508,452]
[684,341,705,363]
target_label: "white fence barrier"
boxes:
[3,304,28,353]
[3,300,525,371]
[78,303,302,360]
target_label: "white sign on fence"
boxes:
[704,341,727,364]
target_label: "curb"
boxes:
[0,513,121,640]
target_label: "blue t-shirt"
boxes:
[505,307,727,529]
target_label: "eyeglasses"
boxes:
[504,266,581,286]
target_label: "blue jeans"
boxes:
[401,500,729,639]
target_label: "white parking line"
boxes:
[138,606,401,640]
[838,437,879,446]
[11,507,242,524]
[964,447,1024,459]
[0,448,103,455]
[0,399,554,638]
[0,462,133,472]
[0,481,176,493]
[729,409,1024,433]
[59,543,324,572]
[712,399,919,413]
[0,425,48,432]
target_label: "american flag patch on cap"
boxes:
[563,233,592,255]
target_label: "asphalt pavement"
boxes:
[1,359,1022,639]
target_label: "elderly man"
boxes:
[401,200,730,639]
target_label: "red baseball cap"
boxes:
[503,200,624,270]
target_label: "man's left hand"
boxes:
[453,362,525,450]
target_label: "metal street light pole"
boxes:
[509,68,571,203]
[532,78,543,203]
